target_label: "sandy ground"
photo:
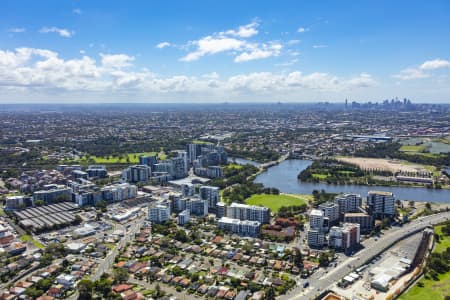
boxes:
[337,157,429,174]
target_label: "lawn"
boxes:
[78,151,166,164]
[312,173,328,180]
[400,145,427,152]
[246,194,310,212]
[226,163,243,170]
[434,225,450,253]
[20,234,45,249]
[398,271,450,300]
[399,224,450,300]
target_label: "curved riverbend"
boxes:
[254,159,450,203]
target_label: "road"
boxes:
[282,211,450,300]
[68,215,146,300]
[91,216,146,281]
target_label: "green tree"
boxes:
[113,268,129,283]
[25,287,44,299]
[77,279,94,300]
[266,286,276,300]
[94,278,113,298]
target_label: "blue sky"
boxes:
[1,0,449,103]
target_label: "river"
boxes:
[251,159,450,204]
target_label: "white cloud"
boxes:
[234,43,282,62]
[73,8,82,15]
[0,47,378,102]
[7,28,26,33]
[39,27,74,38]
[346,73,377,88]
[392,68,429,80]
[313,45,328,49]
[225,21,259,38]
[419,59,450,70]
[287,39,300,45]
[156,42,171,49]
[180,36,245,61]
[100,53,135,69]
[180,21,283,63]
[297,27,309,33]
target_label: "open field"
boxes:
[20,234,45,249]
[400,145,427,152]
[399,224,450,300]
[77,151,166,164]
[245,193,311,212]
[434,224,450,253]
[336,156,432,174]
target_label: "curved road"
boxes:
[282,211,450,300]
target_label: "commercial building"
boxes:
[139,155,158,168]
[307,228,325,248]
[334,193,362,218]
[218,217,261,237]
[122,165,152,183]
[71,170,88,180]
[367,191,395,219]
[178,209,190,226]
[33,186,72,204]
[148,204,171,224]
[73,190,103,207]
[186,199,209,217]
[180,183,194,197]
[309,209,327,230]
[199,186,220,212]
[329,223,360,252]
[216,202,227,218]
[86,165,108,178]
[187,143,202,164]
[207,166,223,178]
[318,202,340,224]
[227,203,270,224]
[344,212,374,233]
[101,183,137,203]
[5,195,33,210]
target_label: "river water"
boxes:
[249,159,450,204]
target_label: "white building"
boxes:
[122,165,152,183]
[329,223,360,251]
[318,202,340,223]
[178,209,190,226]
[227,203,270,224]
[307,228,325,248]
[218,217,260,237]
[148,204,171,224]
[101,183,137,202]
[309,209,325,229]
[367,191,395,218]
[334,193,362,218]
[199,186,220,211]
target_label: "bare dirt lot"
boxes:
[337,157,429,173]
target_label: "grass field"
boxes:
[226,163,243,170]
[78,151,166,164]
[20,234,45,249]
[400,145,427,152]
[246,194,311,212]
[399,224,450,300]
[312,173,329,180]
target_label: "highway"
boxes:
[282,211,450,300]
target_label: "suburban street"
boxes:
[282,211,450,300]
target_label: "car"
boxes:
[303,282,309,288]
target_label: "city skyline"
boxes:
[1,0,450,103]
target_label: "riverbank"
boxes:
[254,159,450,204]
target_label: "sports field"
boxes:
[245,193,311,212]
